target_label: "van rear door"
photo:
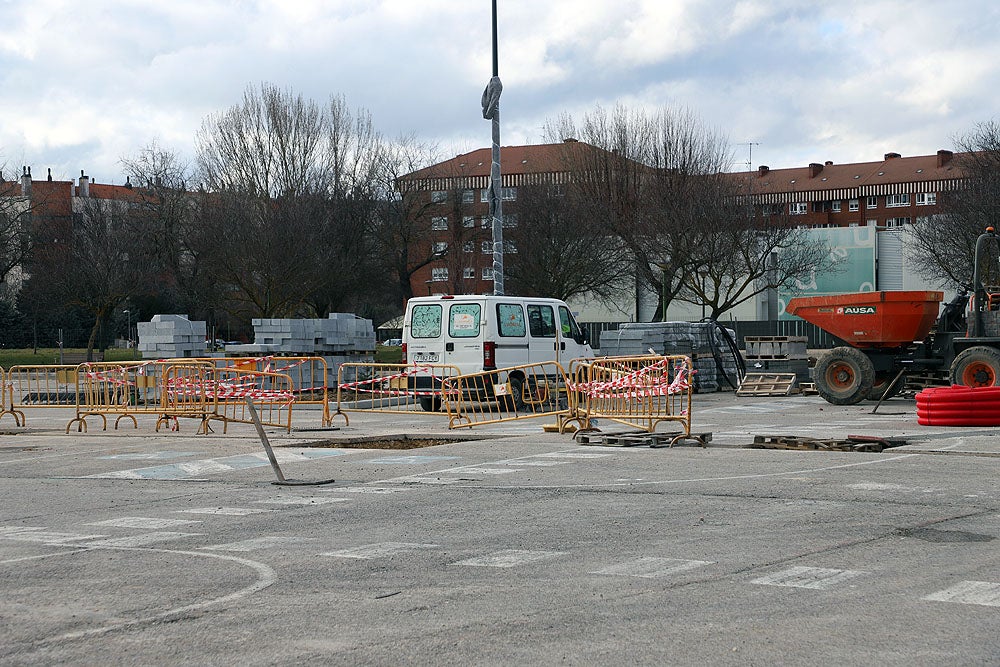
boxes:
[406,301,445,365]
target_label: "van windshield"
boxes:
[411,305,442,338]
[449,304,481,338]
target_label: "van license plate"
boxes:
[413,352,439,363]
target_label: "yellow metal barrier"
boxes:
[0,367,15,426]
[564,355,699,445]
[5,364,89,426]
[332,362,462,425]
[442,361,571,429]
[66,361,215,433]
[200,356,331,426]
[203,368,295,433]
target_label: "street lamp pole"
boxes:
[124,309,130,347]
[482,0,504,296]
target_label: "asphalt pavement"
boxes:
[1,393,999,665]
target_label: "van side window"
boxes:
[527,304,556,338]
[497,304,526,337]
[449,304,481,338]
[411,305,442,338]
[558,305,586,343]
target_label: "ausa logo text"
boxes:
[836,306,876,315]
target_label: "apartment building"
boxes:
[401,143,968,320]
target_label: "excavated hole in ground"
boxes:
[294,435,494,450]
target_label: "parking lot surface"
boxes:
[1,393,999,665]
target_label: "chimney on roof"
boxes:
[563,137,578,143]
[884,152,901,160]
[79,170,90,198]
[21,167,31,198]
[758,165,769,177]
[825,160,833,166]
[808,162,823,178]
[937,149,954,167]
[47,168,52,182]
[125,176,132,189]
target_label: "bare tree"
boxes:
[503,183,632,301]
[908,121,1000,289]
[0,169,44,295]
[193,84,388,324]
[547,104,834,320]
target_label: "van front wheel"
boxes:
[419,397,442,412]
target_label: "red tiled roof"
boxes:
[401,140,613,180]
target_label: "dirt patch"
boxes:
[298,437,462,450]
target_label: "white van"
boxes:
[402,295,594,411]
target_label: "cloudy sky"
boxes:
[2,0,998,184]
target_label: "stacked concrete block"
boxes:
[137,315,208,359]
[743,336,811,383]
[226,314,375,357]
[599,322,740,393]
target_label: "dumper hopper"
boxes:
[785,291,943,349]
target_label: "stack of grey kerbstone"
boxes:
[598,321,740,392]
[137,314,208,359]
[226,313,375,356]
[743,336,810,382]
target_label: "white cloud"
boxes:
[0,0,998,182]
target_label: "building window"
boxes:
[866,219,877,227]
[431,216,448,230]
[832,200,841,212]
[462,190,474,204]
[481,241,492,254]
[480,188,489,203]
[789,202,807,215]
[502,187,517,201]
[433,242,448,254]
[482,266,494,280]
[463,267,475,279]
[885,217,910,227]
[503,213,518,228]
[481,217,491,229]
[463,241,474,253]
[463,216,475,228]
[916,192,937,206]
[886,193,910,208]
[431,191,447,204]
[504,240,517,254]
[849,198,859,211]
[431,267,448,281]
[866,196,877,209]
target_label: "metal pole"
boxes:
[483,0,504,296]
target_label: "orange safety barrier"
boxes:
[563,354,701,445]
[442,361,571,429]
[332,362,462,425]
[4,364,92,427]
[66,361,215,433]
[203,367,295,433]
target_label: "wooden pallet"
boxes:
[748,434,907,453]
[575,430,713,448]
[736,373,798,396]
[799,381,819,396]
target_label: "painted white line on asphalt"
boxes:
[2,531,107,545]
[442,467,520,475]
[202,536,314,552]
[395,477,463,485]
[86,517,203,529]
[592,557,713,579]
[83,532,202,547]
[751,566,866,590]
[506,460,568,467]
[531,452,612,459]
[175,507,276,516]
[923,581,1000,607]
[848,482,918,492]
[325,487,408,494]
[322,542,439,559]
[255,496,350,505]
[0,526,45,535]
[46,548,277,644]
[456,549,567,568]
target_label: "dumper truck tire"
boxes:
[814,346,875,405]
[950,346,1000,387]
[867,372,902,401]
